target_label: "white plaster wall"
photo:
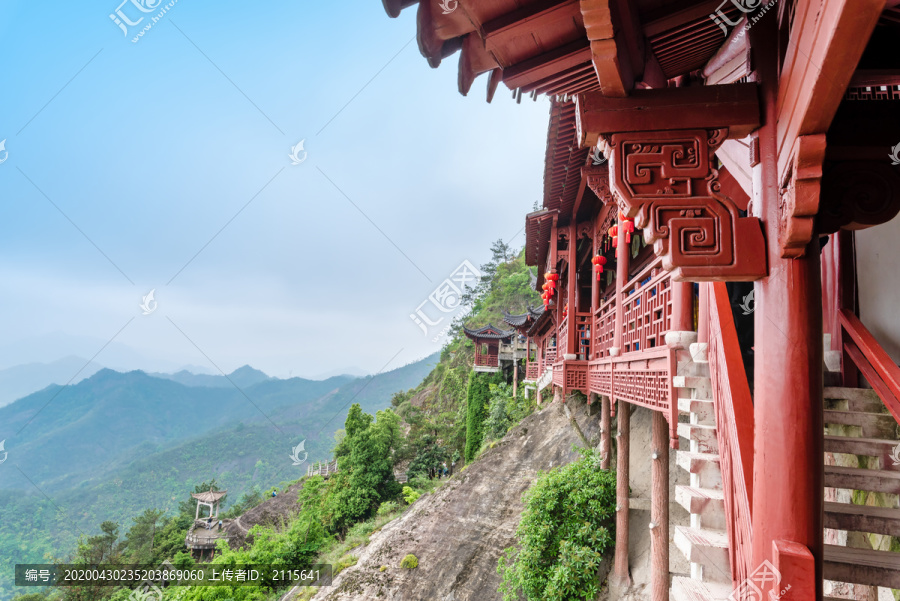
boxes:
[855,216,900,364]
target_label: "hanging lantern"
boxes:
[591,255,607,280]
[542,282,549,291]
[619,212,635,244]
[547,272,559,282]
[608,225,619,248]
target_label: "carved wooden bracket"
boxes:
[583,164,614,204]
[604,128,767,281]
[779,134,827,258]
[817,160,900,234]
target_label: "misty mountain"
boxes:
[0,356,104,408]
[148,365,274,389]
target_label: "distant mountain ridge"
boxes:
[0,356,104,408]
[148,365,274,388]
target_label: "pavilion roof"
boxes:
[502,307,543,328]
[462,323,516,341]
[192,490,227,503]
[527,305,555,338]
[379,0,743,102]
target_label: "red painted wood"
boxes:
[708,282,755,587]
[750,15,823,598]
[839,311,900,425]
[612,402,631,587]
[575,83,760,147]
[772,539,816,601]
[650,410,669,601]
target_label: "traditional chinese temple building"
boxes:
[381,0,900,599]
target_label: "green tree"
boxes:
[406,434,449,479]
[464,371,499,462]
[497,450,617,601]
[123,508,165,564]
[324,405,401,533]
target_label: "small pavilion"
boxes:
[185,488,230,561]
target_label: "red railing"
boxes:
[525,362,538,380]
[474,350,499,368]
[575,312,591,358]
[620,260,672,355]
[558,318,569,356]
[839,309,900,424]
[593,295,615,358]
[707,282,754,587]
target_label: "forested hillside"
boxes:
[7,241,570,601]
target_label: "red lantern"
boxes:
[608,225,618,248]
[619,212,635,243]
[591,255,607,280]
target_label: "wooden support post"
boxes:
[567,220,578,357]
[697,282,709,344]
[750,16,823,598]
[650,411,669,601]
[591,214,600,358]
[612,216,630,355]
[671,281,694,332]
[600,394,611,470]
[513,360,518,396]
[612,402,631,587]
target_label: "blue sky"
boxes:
[0,0,550,379]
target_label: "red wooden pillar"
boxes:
[567,220,578,358]
[613,216,630,354]
[697,283,709,344]
[750,16,823,598]
[650,410,669,601]
[611,213,631,586]
[612,402,631,587]
[600,395,611,469]
[836,230,858,387]
[671,281,694,332]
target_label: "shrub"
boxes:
[400,554,419,569]
[497,449,616,601]
[334,555,358,575]
[402,486,421,505]
[465,371,501,462]
[377,500,400,516]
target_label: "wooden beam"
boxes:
[775,0,886,181]
[575,83,760,147]
[580,0,645,97]
[502,39,593,89]
[484,0,582,61]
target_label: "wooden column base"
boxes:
[612,403,632,587]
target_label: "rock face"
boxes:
[311,398,602,601]
[225,481,305,550]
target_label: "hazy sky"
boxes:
[0,0,550,379]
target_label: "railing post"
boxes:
[672,281,694,332]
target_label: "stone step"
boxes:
[678,397,715,426]
[678,396,714,414]
[823,544,900,589]
[677,451,721,473]
[824,501,900,537]
[823,410,898,438]
[824,465,900,494]
[824,387,885,413]
[670,576,732,601]
[674,526,730,568]
[677,422,718,453]
[824,434,900,458]
[673,375,712,395]
[675,485,725,515]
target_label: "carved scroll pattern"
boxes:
[607,129,766,281]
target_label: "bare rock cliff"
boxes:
[311,398,601,601]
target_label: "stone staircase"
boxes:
[670,341,734,600]
[668,366,900,599]
[821,386,900,597]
